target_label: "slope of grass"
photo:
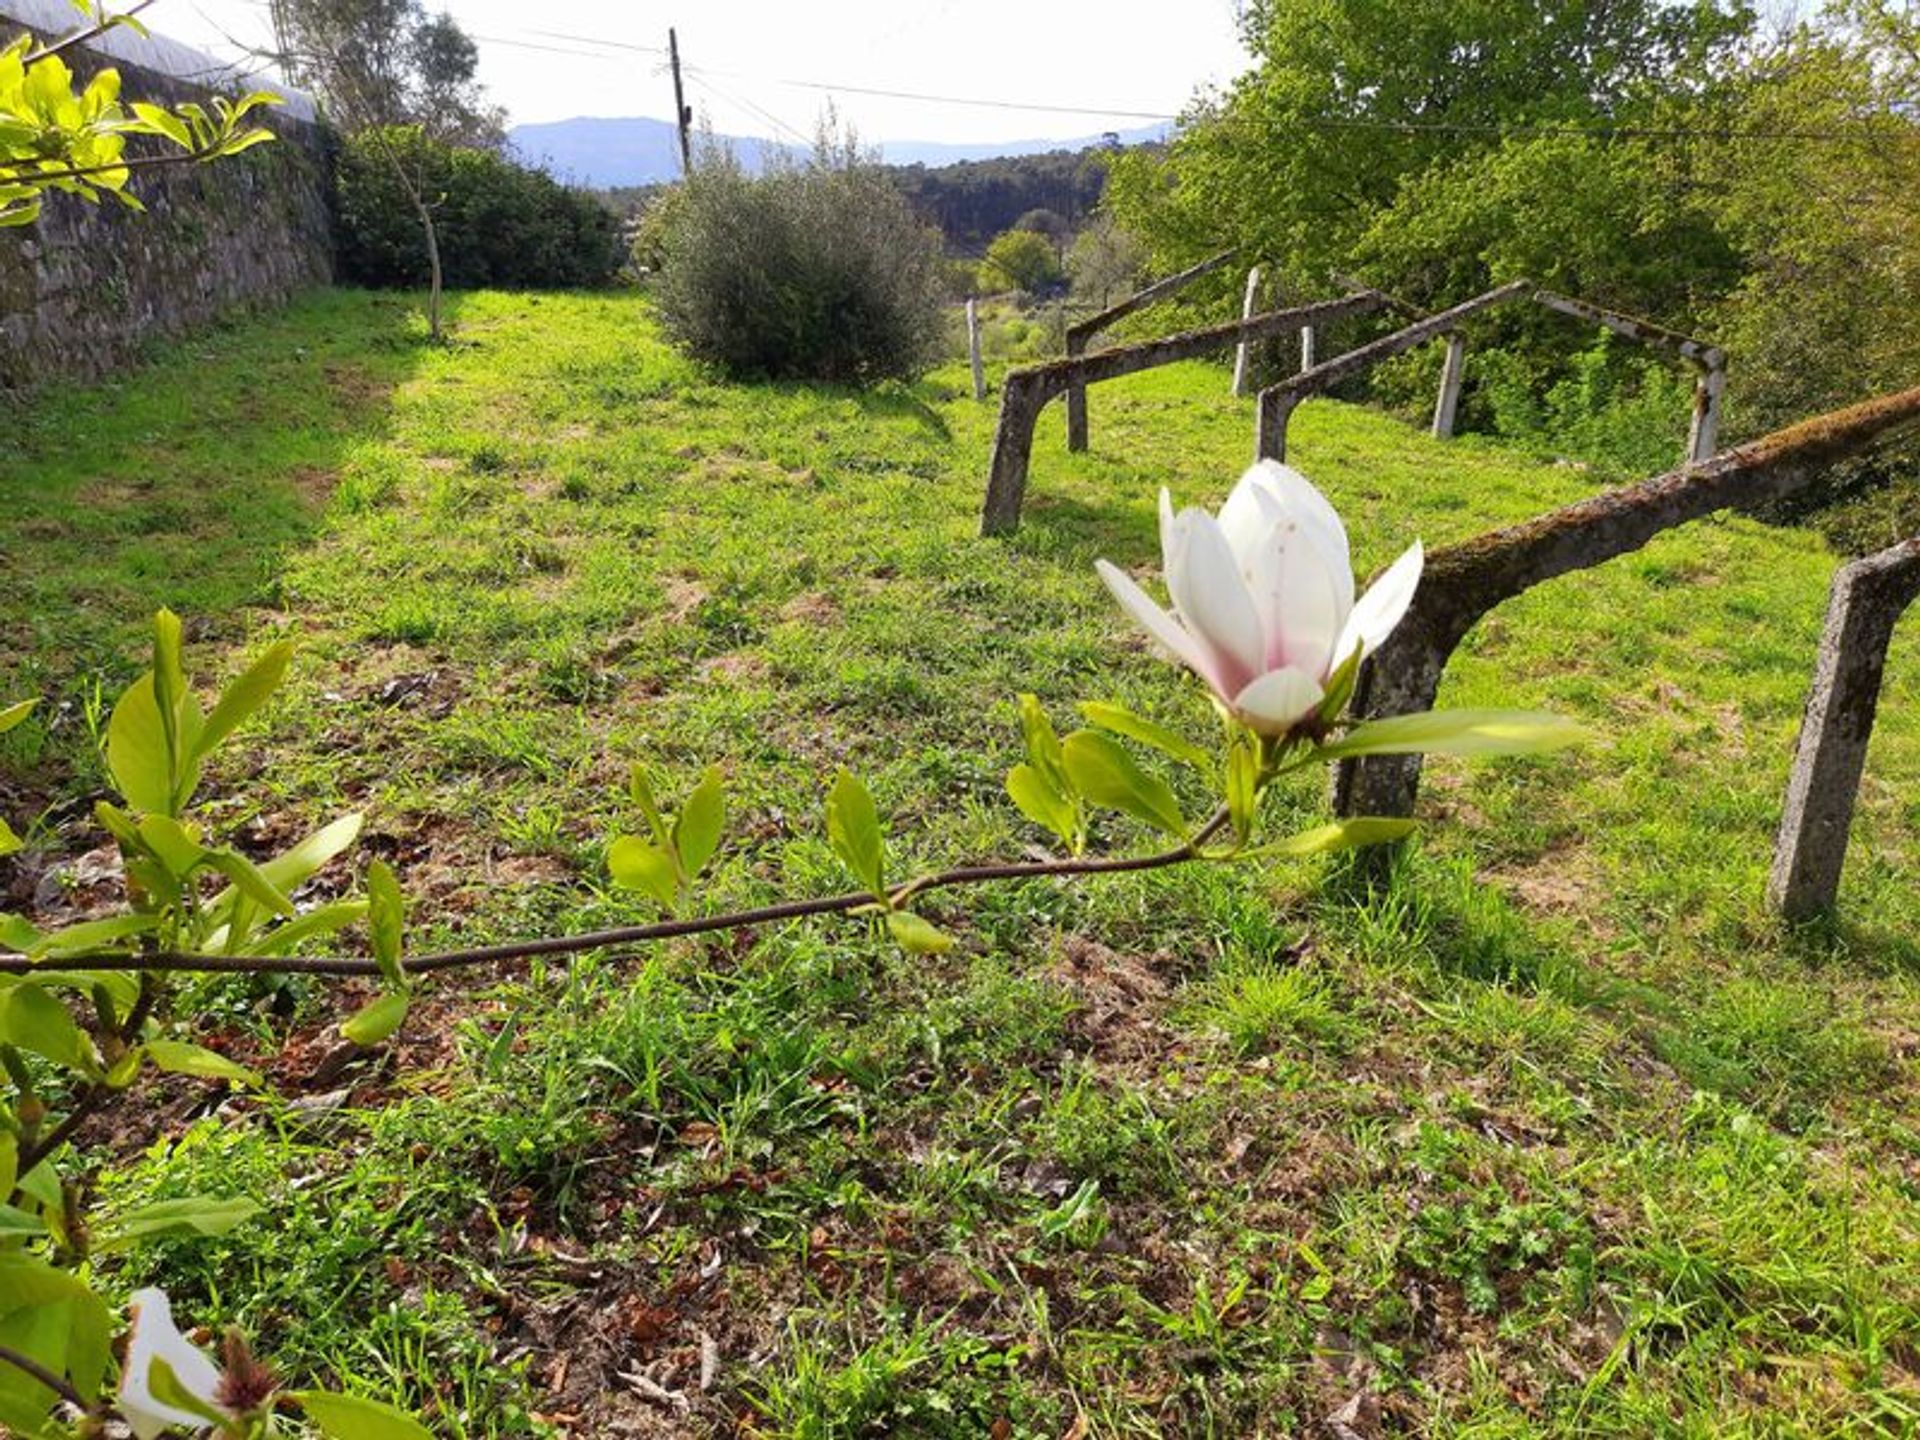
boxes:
[4,287,1919,1437]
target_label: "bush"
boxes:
[335,127,626,290]
[981,227,1064,296]
[649,138,947,385]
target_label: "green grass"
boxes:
[5,286,1920,1436]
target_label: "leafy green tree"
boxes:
[1067,213,1148,307]
[982,226,1063,295]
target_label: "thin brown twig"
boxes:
[0,1343,85,1409]
[24,0,157,65]
[0,812,1233,980]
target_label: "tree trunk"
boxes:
[418,199,443,341]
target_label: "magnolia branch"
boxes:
[0,1344,84,1410]
[0,813,1232,980]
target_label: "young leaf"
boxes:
[1313,710,1586,761]
[1225,737,1260,846]
[607,836,679,909]
[27,912,158,960]
[826,770,886,897]
[886,910,956,955]
[144,1040,261,1086]
[201,851,295,919]
[628,763,668,846]
[673,765,726,880]
[1006,763,1079,850]
[0,983,92,1072]
[0,819,19,860]
[105,674,174,815]
[94,1195,261,1253]
[192,639,292,762]
[1017,693,1070,792]
[0,698,34,736]
[1060,730,1187,839]
[341,991,409,1048]
[1240,817,1418,859]
[1078,700,1213,771]
[366,860,406,988]
[294,1390,435,1440]
[253,899,370,957]
[151,609,186,780]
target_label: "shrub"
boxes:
[649,137,947,385]
[981,227,1064,296]
[335,127,626,290]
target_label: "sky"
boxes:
[153,0,1254,144]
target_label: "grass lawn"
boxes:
[4,286,1920,1437]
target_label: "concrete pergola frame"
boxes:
[1064,249,1239,454]
[1768,536,1920,920]
[1328,386,1920,829]
[979,291,1391,536]
[1254,281,1729,467]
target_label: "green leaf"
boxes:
[201,850,295,919]
[256,813,365,894]
[1316,647,1362,726]
[886,910,956,955]
[192,639,292,762]
[0,819,19,861]
[629,764,668,846]
[0,699,34,736]
[1225,738,1260,846]
[254,899,369,957]
[826,770,886,897]
[151,609,186,780]
[134,813,204,879]
[1241,817,1418,859]
[1006,762,1080,849]
[341,990,409,1047]
[1313,710,1586,762]
[105,674,175,814]
[0,916,38,954]
[607,836,679,909]
[144,1039,261,1086]
[28,912,158,960]
[295,1390,435,1439]
[94,1195,261,1253]
[0,983,92,1072]
[1060,730,1187,838]
[128,100,191,149]
[1017,693,1070,792]
[0,1205,45,1240]
[673,765,725,880]
[146,1355,227,1425]
[366,860,405,988]
[1078,700,1213,771]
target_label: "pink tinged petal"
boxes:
[120,1289,229,1440]
[1242,461,1355,613]
[1095,559,1231,698]
[1241,516,1347,679]
[1232,667,1327,736]
[1163,510,1267,696]
[1332,540,1424,669]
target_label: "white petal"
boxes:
[1232,668,1327,736]
[1164,510,1267,695]
[1228,468,1351,614]
[1239,514,1347,679]
[120,1289,228,1440]
[1157,488,1179,572]
[1331,541,1424,669]
[1095,559,1230,697]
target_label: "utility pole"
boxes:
[669,27,692,177]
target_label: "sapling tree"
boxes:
[0,462,1579,1433]
[266,0,499,339]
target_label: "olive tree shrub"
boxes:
[650,130,947,385]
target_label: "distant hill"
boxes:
[508,115,1167,188]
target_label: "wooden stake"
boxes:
[966,297,985,402]
[1231,266,1262,397]
[1432,333,1466,439]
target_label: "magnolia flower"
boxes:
[1096,461,1423,738]
[119,1288,234,1439]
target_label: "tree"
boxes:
[981,226,1063,295]
[1067,213,1148,307]
[268,0,500,337]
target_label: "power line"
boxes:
[681,63,1181,122]
[686,70,812,150]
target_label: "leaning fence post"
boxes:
[981,372,1049,536]
[1431,332,1467,439]
[1689,358,1726,463]
[1256,388,1298,462]
[1231,266,1263,397]
[1768,538,1920,920]
[966,297,986,403]
[1065,330,1089,452]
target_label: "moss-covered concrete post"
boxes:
[1768,537,1920,920]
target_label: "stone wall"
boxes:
[0,6,333,395]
